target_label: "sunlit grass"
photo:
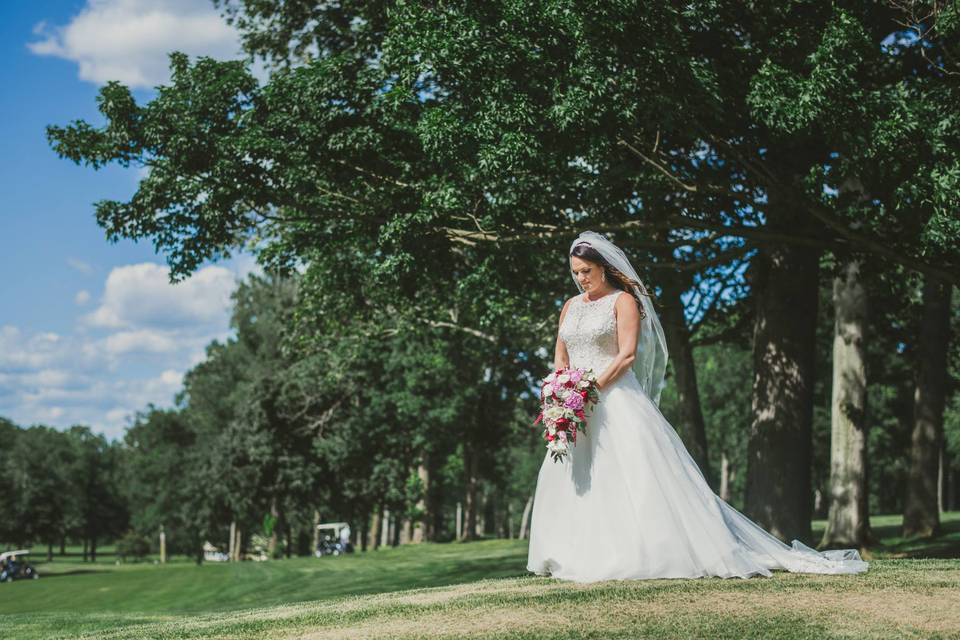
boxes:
[4,511,959,639]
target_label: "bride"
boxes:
[526,231,869,582]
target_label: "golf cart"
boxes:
[0,550,38,582]
[315,522,354,557]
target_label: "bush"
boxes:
[115,531,151,562]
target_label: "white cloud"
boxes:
[67,258,95,275]
[0,255,256,439]
[81,262,237,330]
[104,328,180,355]
[75,290,91,305]
[28,0,244,88]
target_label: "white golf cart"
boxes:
[0,550,39,582]
[315,522,353,557]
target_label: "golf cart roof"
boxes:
[0,550,30,560]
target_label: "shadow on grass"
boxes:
[33,569,111,579]
[868,513,960,559]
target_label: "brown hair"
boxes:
[569,243,653,319]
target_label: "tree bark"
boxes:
[519,494,534,540]
[659,267,712,483]
[360,509,368,552]
[744,213,819,543]
[719,451,732,503]
[267,497,280,557]
[820,260,872,548]
[377,507,390,549]
[462,445,479,541]
[413,462,429,543]
[903,278,953,538]
[455,502,463,540]
[391,512,401,547]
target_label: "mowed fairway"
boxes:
[5,513,960,639]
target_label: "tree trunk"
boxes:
[744,215,819,543]
[370,505,382,550]
[83,538,88,562]
[519,493,534,540]
[455,502,463,540]
[60,536,66,557]
[938,445,944,515]
[229,520,237,561]
[47,542,53,562]
[381,508,391,547]
[463,445,479,541]
[267,498,280,557]
[659,267,712,483]
[719,451,732,503]
[903,278,953,538]
[285,524,292,558]
[360,509,369,552]
[820,260,872,548]
[413,462,429,543]
[91,536,97,563]
[947,459,957,512]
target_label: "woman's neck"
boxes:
[585,285,616,301]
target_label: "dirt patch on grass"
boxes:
[285,581,960,640]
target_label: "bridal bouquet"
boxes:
[533,367,601,463]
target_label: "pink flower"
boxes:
[564,393,584,411]
[569,369,583,383]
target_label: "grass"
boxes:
[4,511,959,639]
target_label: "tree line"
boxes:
[4,265,957,561]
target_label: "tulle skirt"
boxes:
[526,372,869,582]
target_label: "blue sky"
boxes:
[0,1,261,439]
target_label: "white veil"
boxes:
[569,231,669,406]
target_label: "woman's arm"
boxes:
[596,293,641,389]
[553,298,573,370]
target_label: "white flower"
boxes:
[545,372,557,383]
[542,383,554,397]
[556,373,570,385]
[545,406,565,420]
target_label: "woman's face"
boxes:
[570,256,604,292]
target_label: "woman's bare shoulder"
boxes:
[558,295,579,323]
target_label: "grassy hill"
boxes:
[4,512,960,639]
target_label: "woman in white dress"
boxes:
[526,231,869,582]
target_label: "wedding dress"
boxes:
[526,289,869,582]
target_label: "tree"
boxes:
[46,1,960,545]
[903,278,954,537]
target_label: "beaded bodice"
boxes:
[559,290,628,376]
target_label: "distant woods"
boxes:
[15,0,959,559]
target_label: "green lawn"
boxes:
[4,512,960,639]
